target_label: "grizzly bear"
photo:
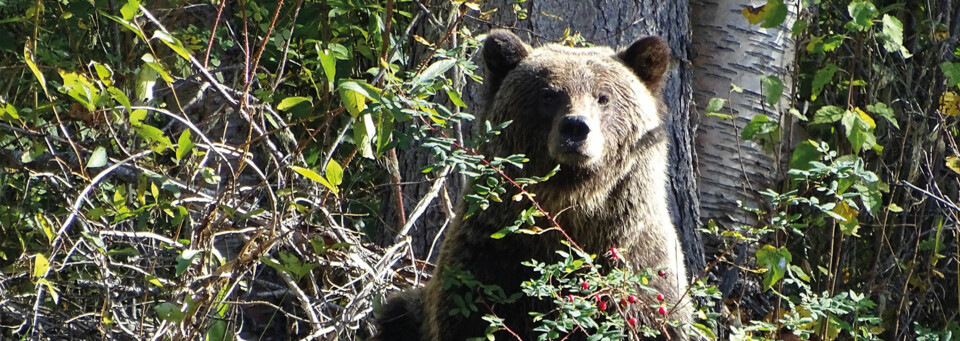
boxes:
[376,29,691,340]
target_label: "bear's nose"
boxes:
[559,115,591,141]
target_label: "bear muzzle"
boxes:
[549,114,604,165]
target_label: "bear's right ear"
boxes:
[618,36,671,93]
[483,30,531,97]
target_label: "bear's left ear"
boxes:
[617,36,671,92]
[483,30,531,98]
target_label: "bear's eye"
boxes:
[597,94,610,106]
[541,89,561,101]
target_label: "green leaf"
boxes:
[415,58,457,84]
[854,183,882,217]
[879,14,911,58]
[152,31,192,61]
[847,1,878,32]
[338,81,381,117]
[325,159,343,187]
[354,113,376,159]
[318,48,336,89]
[134,124,173,152]
[2,103,19,120]
[867,102,898,129]
[812,63,840,100]
[24,39,49,96]
[842,110,867,152]
[108,87,132,113]
[176,130,195,161]
[756,245,791,290]
[705,97,726,114]
[376,110,395,156]
[142,54,174,83]
[741,0,788,28]
[741,114,778,140]
[940,62,960,88]
[277,96,312,111]
[87,146,108,168]
[812,105,844,124]
[292,166,338,194]
[92,62,113,87]
[692,323,718,340]
[59,71,101,111]
[130,109,147,126]
[100,12,146,42]
[175,249,202,276]
[155,302,185,322]
[120,0,141,20]
[446,89,467,108]
[761,75,783,106]
[790,140,821,171]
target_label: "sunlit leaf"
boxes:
[756,245,791,290]
[812,105,844,124]
[846,1,878,32]
[946,156,960,174]
[415,58,457,84]
[33,253,50,278]
[879,14,911,58]
[87,146,108,168]
[152,31,192,61]
[326,159,343,187]
[36,214,54,242]
[277,96,312,111]
[24,40,49,96]
[292,166,338,194]
[120,0,140,20]
[176,130,195,161]
[318,48,336,89]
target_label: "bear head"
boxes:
[480,29,672,189]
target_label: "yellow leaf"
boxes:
[412,35,434,47]
[33,253,50,278]
[941,91,960,116]
[855,107,876,129]
[742,5,767,25]
[35,214,54,242]
[946,156,960,174]
[24,39,49,96]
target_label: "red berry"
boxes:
[620,298,628,306]
[567,294,575,302]
[609,247,620,260]
[658,306,668,315]
[656,293,664,302]
[595,294,601,302]
[658,269,667,277]
[598,301,608,311]
[581,282,589,290]
[628,295,637,303]
[628,317,638,326]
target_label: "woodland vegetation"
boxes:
[0,0,958,340]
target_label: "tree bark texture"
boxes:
[381,1,705,277]
[690,0,797,226]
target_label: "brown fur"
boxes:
[376,30,691,341]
